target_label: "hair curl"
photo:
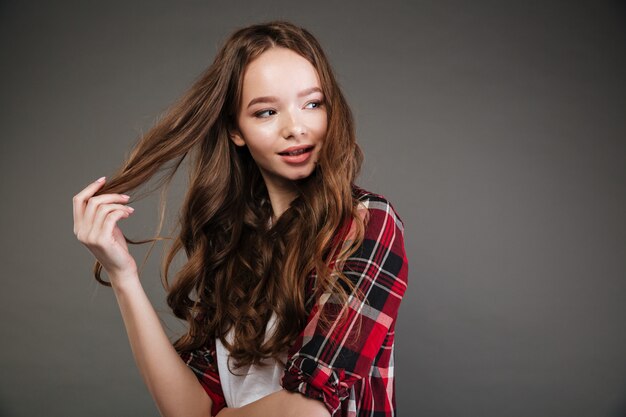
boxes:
[93,21,366,370]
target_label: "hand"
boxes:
[73,177,138,284]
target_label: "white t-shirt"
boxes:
[215,312,288,408]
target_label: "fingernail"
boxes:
[127,206,135,212]
[96,176,106,183]
[121,194,130,199]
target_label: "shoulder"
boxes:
[345,185,409,292]
[351,184,405,234]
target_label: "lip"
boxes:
[278,145,314,164]
[277,144,315,155]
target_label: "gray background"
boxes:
[1,1,625,416]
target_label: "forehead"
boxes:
[241,47,321,98]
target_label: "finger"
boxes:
[101,208,133,238]
[78,202,131,243]
[83,209,133,271]
[81,194,131,235]
[90,208,133,248]
[73,177,106,233]
[89,203,134,239]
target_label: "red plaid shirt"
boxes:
[180,186,408,417]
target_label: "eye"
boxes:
[254,109,277,118]
[305,100,323,109]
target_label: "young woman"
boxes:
[72,21,408,417]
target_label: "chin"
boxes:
[288,167,316,181]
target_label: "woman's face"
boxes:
[230,47,327,195]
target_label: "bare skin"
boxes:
[229,47,327,220]
[73,177,213,417]
[73,48,331,417]
[74,177,330,417]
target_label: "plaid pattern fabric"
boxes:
[180,187,408,417]
[179,345,226,416]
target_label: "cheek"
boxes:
[246,141,270,160]
[238,123,270,148]
[311,113,328,137]
[243,132,275,162]
[246,120,276,139]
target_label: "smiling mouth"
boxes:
[278,146,314,156]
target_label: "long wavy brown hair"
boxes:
[93,21,366,370]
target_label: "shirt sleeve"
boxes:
[178,339,227,416]
[280,196,409,416]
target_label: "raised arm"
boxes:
[73,177,213,417]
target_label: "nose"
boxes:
[280,108,306,139]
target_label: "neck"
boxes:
[264,180,298,220]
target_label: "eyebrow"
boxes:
[246,87,323,109]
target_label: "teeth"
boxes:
[282,147,310,156]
